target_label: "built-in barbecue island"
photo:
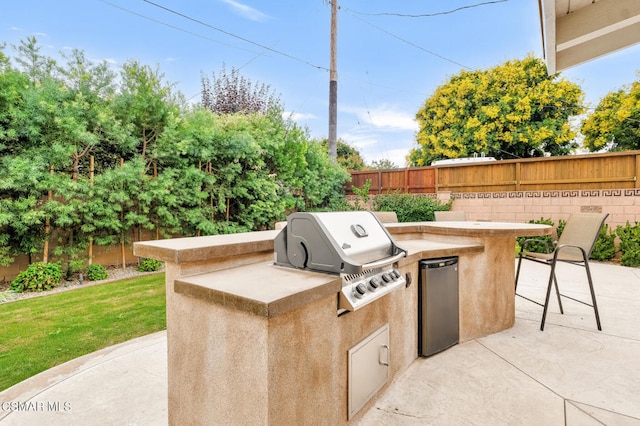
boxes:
[134,212,550,425]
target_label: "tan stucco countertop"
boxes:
[134,230,280,264]
[173,238,484,318]
[387,221,552,238]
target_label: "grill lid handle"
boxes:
[361,251,406,270]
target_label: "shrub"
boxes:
[372,192,451,222]
[86,264,109,281]
[66,260,85,280]
[10,262,63,293]
[516,218,555,254]
[616,221,640,267]
[590,224,616,261]
[137,258,164,272]
[351,179,372,211]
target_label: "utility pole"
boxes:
[328,0,338,161]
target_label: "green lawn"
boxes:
[0,273,166,392]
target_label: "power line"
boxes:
[344,1,509,18]
[141,0,330,72]
[345,10,472,70]
[96,0,262,56]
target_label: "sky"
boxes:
[2,0,640,167]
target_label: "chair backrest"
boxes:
[557,213,608,260]
[434,211,466,221]
[372,211,398,223]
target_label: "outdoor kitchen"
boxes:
[134,211,550,425]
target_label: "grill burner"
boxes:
[274,211,407,312]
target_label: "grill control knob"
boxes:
[369,277,381,290]
[392,269,401,279]
[354,283,367,298]
[381,273,392,283]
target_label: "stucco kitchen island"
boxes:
[134,219,550,425]
[386,221,552,341]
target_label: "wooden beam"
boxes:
[556,0,640,48]
[555,0,640,71]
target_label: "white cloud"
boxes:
[285,111,317,122]
[219,0,271,22]
[367,148,411,168]
[340,125,415,168]
[341,104,418,131]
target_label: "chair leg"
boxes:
[540,261,558,331]
[552,272,564,314]
[515,254,524,291]
[584,259,602,331]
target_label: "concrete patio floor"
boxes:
[1,260,639,425]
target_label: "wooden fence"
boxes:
[346,150,640,195]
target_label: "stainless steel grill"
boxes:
[274,211,407,312]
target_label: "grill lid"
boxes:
[274,211,406,275]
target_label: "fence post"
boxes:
[404,168,409,193]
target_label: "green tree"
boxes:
[0,155,50,264]
[114,60,178,161]
[12,36,59,82]
[369,159,399,169]
[320,139,366,170]
[0,37,353,272]
[409,56,585,166]
[0,53,31,156]
[301,141,350,211]
[581,77,640,152]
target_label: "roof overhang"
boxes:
[539,0,640,74]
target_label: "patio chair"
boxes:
[373,211,399,223]
[515,213,608,331]
[434,211,466,221]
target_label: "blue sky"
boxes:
[2,0,639,166]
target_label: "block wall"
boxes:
[450,188,640,229]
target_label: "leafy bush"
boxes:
[10,262,63,293]
[616,221,640,267]
[590,224,616,261]
[372,192,451,222]
[351,179,372,211]
[556,219,566,239]
[66,260,85,280]
[86,264,109,281]
[516,218,555,254]
[137,258,164,272]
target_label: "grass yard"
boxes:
[0,273,166,392]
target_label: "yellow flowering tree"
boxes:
[581,78,640,152]
[409,56,584,166]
